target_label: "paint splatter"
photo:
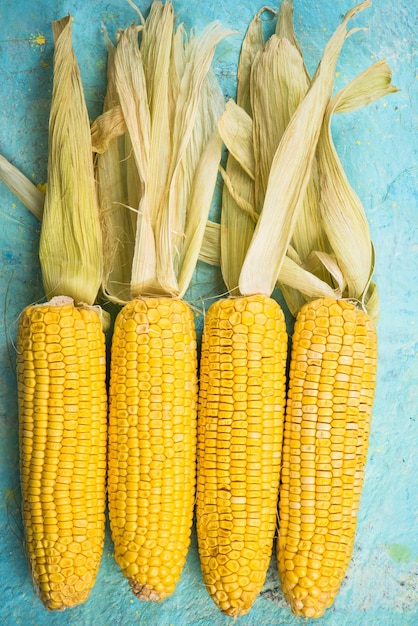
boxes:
[29,32,46,51]
[385,543,413,564]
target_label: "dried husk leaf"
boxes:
[317,59,399,317]
[91,105,126,154]
[218,12,264,294]
[114,24,150,197]
[114,22,156,296]
[217,100,255,180]
[275,0,328,268]
[107,1,230,301]
[236,8,266,116]
[239,0,372,297]
[272,8,396,322]
[0,154,44,221]
[168,24,187,116]
[155,21,232,296]
[39,15,103,306]
[219,165,257,222]
[168,67,225,288]
[251,35,309,213]
[199,219,221,266]
[219,157,256,294]
[140,0,173,292]
[280,255,337,302]
[333,59,399,115]
[177,128,223,297]
[96,28,134,304]
[302,251,345,295]
[275,0,309,79]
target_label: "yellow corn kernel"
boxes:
[17,302,107,610]
[108,297,197,601]
[277,298,377,618]
[197,295,287,616]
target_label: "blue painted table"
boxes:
[0,1,416,625]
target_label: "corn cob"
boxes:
[261,2,399,617]
[96,1,229,601]
[197,294,287,615]
[277,298,377,617]
[108,297,197,600]
[196,10,289,615]
[271,4,397,615]
[14,15,108,609]
[196,15,288,612]
[17,299,107,610]
[197,1,371,616]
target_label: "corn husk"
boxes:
[0,3,228,305]
[275,0,305,60]
[251,35,309,214]
[152,22,228,297]
[95,1,231,302]
[0,147,223,276]
[278,59,398,320]
[219,10,264,293]
[201,219,337,302]
[316,59,399,318]
[218,1,371,298]
[239,0,372,297]
[273,0,328,272]
[39,15,103,306]
[200,219,221,266]
[0,154,44,221]
[218,100,254,181]
[93,28,134,304]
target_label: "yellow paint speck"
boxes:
[383,102,387,107]
[30,32,47,49]
[392,202,397,208]
[335,71,340,77]
[129,599,134,604]
[356,140,361,145]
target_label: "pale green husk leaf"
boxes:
[39,15,103,306]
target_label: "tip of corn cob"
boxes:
[129,580,167,602]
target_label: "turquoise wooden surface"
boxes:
[0,1,417,624]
